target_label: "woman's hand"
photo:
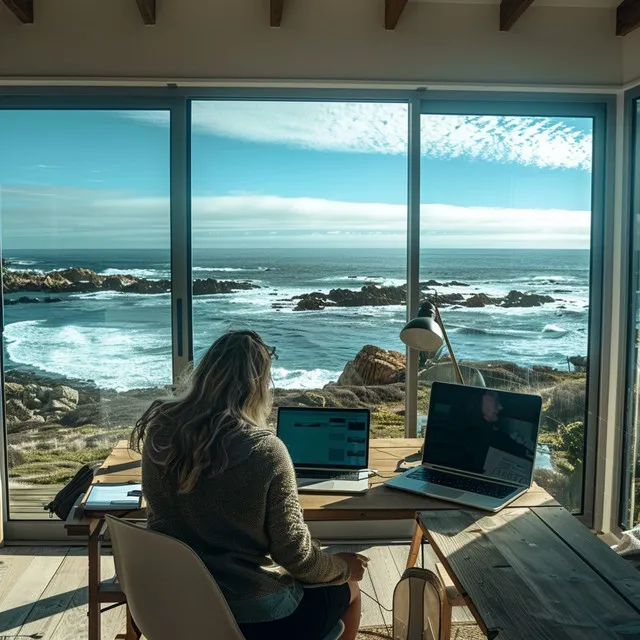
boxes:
[335,552,368,581]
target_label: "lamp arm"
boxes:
[434,306,465,385]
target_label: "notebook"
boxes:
[84,483,143,511]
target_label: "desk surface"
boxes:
[66,438,557,535]
[419,507,640,640]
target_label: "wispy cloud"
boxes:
[124,103,592,171]
[0,187,589,249]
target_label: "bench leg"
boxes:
[88,527,102,640]
[407,520,423,569]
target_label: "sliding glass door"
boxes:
[417,102,602,515]
[190,100,409,438]
[0,109,172,520]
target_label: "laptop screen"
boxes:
[277,407,370,469]
[424,382,542,486]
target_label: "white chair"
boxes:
[106,515,345,640]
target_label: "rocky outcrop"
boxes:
[4,296,63,306]
[193,279,257,295]
[285,285,555,311]
[4,381,81,429]
[3,267,259,297]
[337,345,406,386]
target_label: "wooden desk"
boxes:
[417,507,640,640]
[65,439,557,640]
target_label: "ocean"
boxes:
[2,248,590,392]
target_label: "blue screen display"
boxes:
[278,408,369,469]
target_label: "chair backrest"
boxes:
[106,515,245,640]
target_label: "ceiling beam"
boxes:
[617,0,640,36]
[499,0,534,31]
[385,0,408,30]
[271,0,284,27]
[136,0,156,25]
[1,0,33,23]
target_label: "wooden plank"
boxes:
[0,549,68,636]
[1,0,33,23]
[533,507,640,613]
[15,548,87,640]
[0,547,44,603]
[385,0,408,30]
[500,0,534,31]
[388,543,476,625]
[420,508,640,639]
[270,0,284,27]
[617,0,640,36]
[136,0,156,25]
[362,546,400,626]
[325,543,386,628]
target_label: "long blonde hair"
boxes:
[131,330,274,492]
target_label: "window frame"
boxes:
[0,87,616,540]
[621,87,640,532]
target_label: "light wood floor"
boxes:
[0,543,477,639]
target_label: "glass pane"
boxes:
[418,113,593,512]
[1,110,171,519]
[624,99,640,529]
[191,101,407,436]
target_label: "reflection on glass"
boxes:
[191,101,408,437]
[624,101,640,529]
[417,113,594,512]
[1,110,171,519]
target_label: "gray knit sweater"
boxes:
[142,426,350,623]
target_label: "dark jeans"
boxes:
[239,583,351,640]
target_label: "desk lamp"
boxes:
[400,299,465,385]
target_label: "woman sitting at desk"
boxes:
[131,330,363,640]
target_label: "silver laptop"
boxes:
[386,382,542,511]
[277,406,370,494]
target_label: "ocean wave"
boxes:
[194,266,271,273]
[4,320,172,391]
[99,267,169,279]
[272,366,342,389]
[543,324,568,334]
[315,275,406,287]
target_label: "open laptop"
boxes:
[277,406,371,494]
[386,381,542,511]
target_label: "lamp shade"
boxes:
[399,300,444,351]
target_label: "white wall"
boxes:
[0,0,623,87]
[623,28,640,86]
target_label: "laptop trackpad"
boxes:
[298,479,335,490]
[427,485,465,499]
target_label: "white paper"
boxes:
[85,483,142,510]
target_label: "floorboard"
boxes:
[0,544,479,638]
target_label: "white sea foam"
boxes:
[272,366,342,389]
[4,320,172,391]
[99,268,168,279]
[194,266,271,272]
[315,275,406,288]
[543,324,568,334]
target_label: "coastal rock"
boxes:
[124,279,171,294]
[59,403,103,427]
[290,392,327,407]
[465,293,497,308]
[337,345,406,386]
[193,279,258,296]
[4,382,25,398]
[3,266,261,297]
[4,296,64,306]
[569,356,588,372]
[502,290,555,308]
[6,398,37,424]
[294,293,329,311]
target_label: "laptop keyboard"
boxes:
[407,467,516,499]
[296,470,361,481]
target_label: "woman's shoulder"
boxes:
[246,429,292,464]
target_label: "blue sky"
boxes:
[0,104,593,249]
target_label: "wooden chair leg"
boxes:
[125,606,141,640]
[407,520,423,569]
